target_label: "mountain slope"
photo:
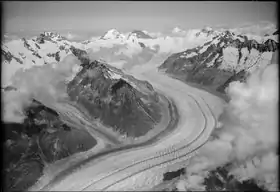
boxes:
[67,60,162,137]
[1,27,223,86]
[2,27,278,94]
[1,32,85,87]
[159,30,279,94]
[3,97,97,191]
[2,24,278,192]
[130,30,154,39]
[2,52,165,192]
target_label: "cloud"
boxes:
[2,54,81,123]
[146,31,163,38]
[2,33,20,42]
[177,62,278,191]
[65,32,78,40]
[60,32,86,41]
[232,21,277,36]
[2,89,33,123]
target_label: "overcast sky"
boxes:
[3,1,277,36]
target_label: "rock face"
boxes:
[2,44,23,64]
[159,30,279,93]
[69,45,89,64]
[36,32,67,44]
[3,98,96,192]
[67,60,162,137]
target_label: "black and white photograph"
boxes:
[2,1,278,191]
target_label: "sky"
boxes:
[3,1,277,38]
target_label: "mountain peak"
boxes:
[195,26,218,37]
[101,28,124,40]
[42,31,62,38]
[130,30,153,39]
[107,28,120,34]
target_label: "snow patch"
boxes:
[107,70,122,79]
[180,52,198,58]
[199,44,211,54]
[219,47,239,71]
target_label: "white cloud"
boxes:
[231,22,277,36]
[2,55,81,123]
[61,32,86,41]
[177,62,278,191]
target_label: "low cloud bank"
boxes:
[3,55,81,123]
[178,59,278,190]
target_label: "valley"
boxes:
[28,65,224,191]
[2,14,278,191]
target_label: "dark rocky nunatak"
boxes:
[3,99,97,192]
[67,60,162,137]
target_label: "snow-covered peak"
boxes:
[36,31,66,42]
[101,29,125,40]
[162,28,278,75]
[43,32,54,37]
[130,30,153,39]
[42,32,62,39]
[142,30,149,34]
[3,24,277,88]
[195,26,219,37]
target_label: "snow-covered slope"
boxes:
[2,25,278,89]
[159,29,279,93]
[130,30,153,39]
[100,29,126,40]
[1,32,87,87]
[82,27,218,56]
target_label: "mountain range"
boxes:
[159,28,278,94]
[2,24,278,191]
[2,25,278,89]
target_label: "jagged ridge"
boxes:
[159,30,279,93]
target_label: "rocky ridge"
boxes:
[67,59,162,137]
